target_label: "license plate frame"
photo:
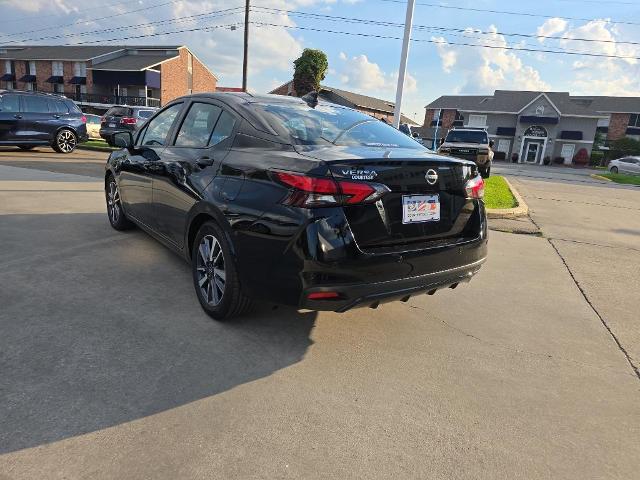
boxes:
[402,194,440,224]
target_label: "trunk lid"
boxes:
[298,146,479,251]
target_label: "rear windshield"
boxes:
[255,102,423,149]
[445,130,488,144]
[137,110,154,118]
[107,107,132,116]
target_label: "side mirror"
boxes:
[489,140,495,148]
[112,131,134,148]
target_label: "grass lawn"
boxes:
[484,175,517,209]
[599,173,640,185]
[80,139,117,151]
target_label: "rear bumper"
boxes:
[301,256,486,312]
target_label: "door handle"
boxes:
[53,114,61,119]
[13,114,22,119]
[196,156,214,168]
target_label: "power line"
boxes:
[0,0,137,25]
[4,7,244,45]
[248,21,640,61]
[0,0,184,39]
[378,0,640,28]
[252,7,640,48]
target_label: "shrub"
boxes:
[609,137,640,160]
[554,156,565,164]
[293,48,328,97]
[590,150,604,166]
[573,148,590,165]
[511,153,519,163]
[543,156,551,165]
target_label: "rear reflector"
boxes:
[120,117,137,125]
[81,115,87,123]
[307,292,341,300]
[464,175,485,199]
[273,171,389,207]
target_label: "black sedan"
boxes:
[105,92,487,320]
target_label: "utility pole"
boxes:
[242,0,250,92]
[392,0,415,129]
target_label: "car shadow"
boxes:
[0,213,316,454]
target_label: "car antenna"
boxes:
[301,91,318,108]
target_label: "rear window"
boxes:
[445,130,488,144]
[0,94,20,113]
[137,110,154,119]
[107,107,132,116]
[256,102,422,149]
[23,96,49,113]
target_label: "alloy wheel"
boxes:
[106,181,121,224]
[196,234,226,306]
[57,130,76,153]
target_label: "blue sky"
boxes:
[3,0,640,123]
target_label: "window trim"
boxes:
[137,102,184,147]
[172,101,223,149]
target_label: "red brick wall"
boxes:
[441,109,457,131]
[63,62,76,95]
[14,61,27,90]
[424,108,436,126]
[607,113,630,141]
[160,48,217,105]
[34,61,52,92]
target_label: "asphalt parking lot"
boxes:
[1,148,639,479]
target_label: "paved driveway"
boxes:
[1,153,639,479]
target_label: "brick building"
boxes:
[0,45,217,112]
[417,90,640,165]
[270,80,416,125]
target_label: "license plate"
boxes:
[109,123,116,128]
[402,194,440,224]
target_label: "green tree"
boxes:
[293,49,328,97]
[610,137,640,159]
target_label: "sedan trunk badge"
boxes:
[425,169,438,185]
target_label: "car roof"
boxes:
[0,89,67,99]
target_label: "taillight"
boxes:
[120,117,137,125]
[273,171,390,207]
[307,292,341,300]
[465,175,485,199]
[81,115,87,123]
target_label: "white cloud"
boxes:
[5,0,78,13]
[432,26,549,93]
[338,53,417,94]
[558,19,640,95]
[537,18,568,43]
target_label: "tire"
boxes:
[480,165,491,178]
[18,145,36,151]
[52,128,77,154]
[105,175,135,231]
[610,166,618,174]
[191,221,253,321]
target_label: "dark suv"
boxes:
[100,105,156,143]
[105,93,487,321]
[0,90,87,153]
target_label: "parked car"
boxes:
[85,114,102,140]
[100,105,156,144]
[437,127,494,178]
[0,90,87,153]
[104,93,488,320]
[608,156,640,175]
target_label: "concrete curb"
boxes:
[77,145,115,153]
[486,177,529,219]
[590,173,613,182]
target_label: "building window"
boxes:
[432,110,440,120]
[4,60,10,74]
[73,62,86,77]
[52,61,63,76]
[28,61,36,74]
[468,114,487,127]
[53,83,64,93]
[629,114,640,127]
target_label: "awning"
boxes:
[19,74,36,82]
[626,127,640,135]
[519,115,559,125]
[45,76,64,84]
[68,76,87,85]
[559,131,583,140]
[0,73,15,81]
[496,127,516,136]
